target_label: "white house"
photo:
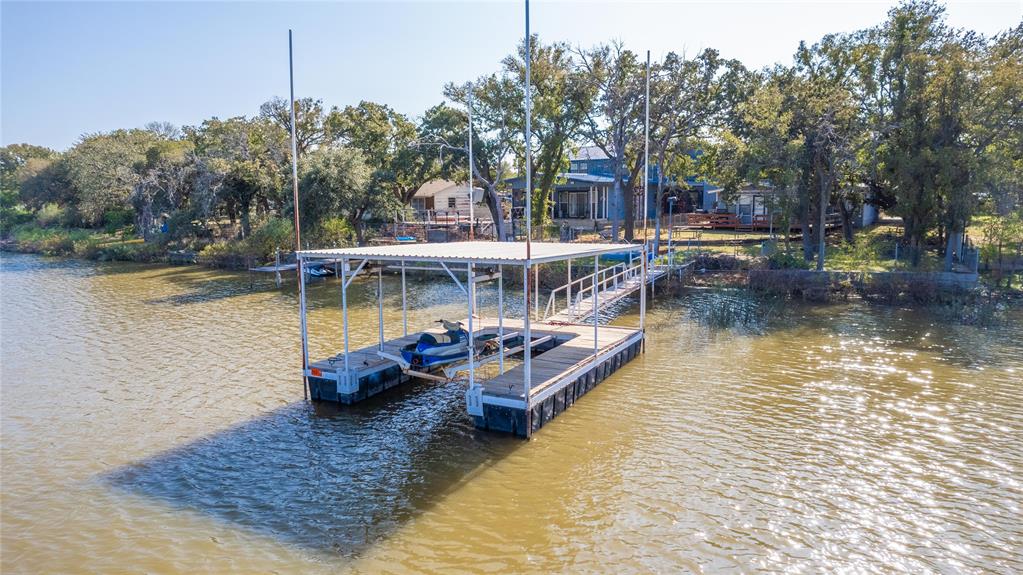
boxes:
[410,180,488,221]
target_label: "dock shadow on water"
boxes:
[103,380,522,558]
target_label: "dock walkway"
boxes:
[545,263,668,323]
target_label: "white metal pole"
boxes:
[467,83,475,241]
[640,246,647,347]
[534,264,539,320]
[341,258,351,382]
[289,31,302,254]
[498,264,504,374]
[643,49,650,244]
[592,255,599,363]
[467,262,475,389]
[567,259,572,315]
[401,258,408,337]
[377,265,384,351]
[298,256,309,399]
[523,263,531,404]
[290,31,307,400]
[524,0,532,248]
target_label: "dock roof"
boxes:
[298,241,641,265]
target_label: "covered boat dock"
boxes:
[295,241,650,437]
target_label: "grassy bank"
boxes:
[1,217,306,267]
[2,225,167,262]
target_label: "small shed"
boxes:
[411,180,487,221]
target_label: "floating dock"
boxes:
[306,318,642,436]
[295,241,652,438]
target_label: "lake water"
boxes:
[2,253,1021,573]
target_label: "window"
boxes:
[577,162,587,172]
[448,197,457,209]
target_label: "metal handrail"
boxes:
[543,261,643,320]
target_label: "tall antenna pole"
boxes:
[467,83,475,240]
[524,0,532,253]
[289,29,307,400]
[643,49,650,245]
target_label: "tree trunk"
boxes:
[484,185,506,241]
[839,200,854,243]
[623,184,635,242]
[817,175,828,272]
[610,175,622,242]
[239,200,251,239]
[352,210,366,246]
[943,230,956,272]
[800,201,814,262]
[652,172,665,256]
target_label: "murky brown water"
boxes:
[2,253,1021,574]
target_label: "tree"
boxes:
[332,101,438,207]
[421,88,517,240]
[189,117,287,237]
[711,72,804,253]
[647,49,747,253]
[575,42,646,241]
[127,138,195,240]
[501,36,593,227]
[259,96,329,155]
[64,130,160,226]
[299,147,392,245]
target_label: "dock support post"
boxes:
[534,264,539,320]
[341,257,351,387]
[523,263,532,407]
[298,256,309,399]
[467,262,475,389]
[275,248,282,288]
[401,258,407,337]
[567,259,572,317]
[593,255,599,364]
[498,264,504,374]
[640,246,647,351]
[377,265,384,351]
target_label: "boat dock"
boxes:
[306,317,642,436]
[296,241,651,438]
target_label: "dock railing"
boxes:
[543,261,643,321]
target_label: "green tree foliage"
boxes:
[189,117,286,238]
[5,1,1018,267]
[299,146,391,245]
[333,101,437,207]
[423,88,516,239]
[647,49,748,252]
[260,96,330,155]
[575,42,646,241]
[501,36,594,227]
[63,130,161,226]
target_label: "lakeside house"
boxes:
[698,184,879,229]
[410,180,488,222]
[503,145,878,231]
[506,145,718,226]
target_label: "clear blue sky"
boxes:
[2,1,1019,151]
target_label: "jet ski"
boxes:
[400,320,499,368]
[306,264,332,277]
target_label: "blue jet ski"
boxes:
[401,320,499,368]
[307,264,332,277]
